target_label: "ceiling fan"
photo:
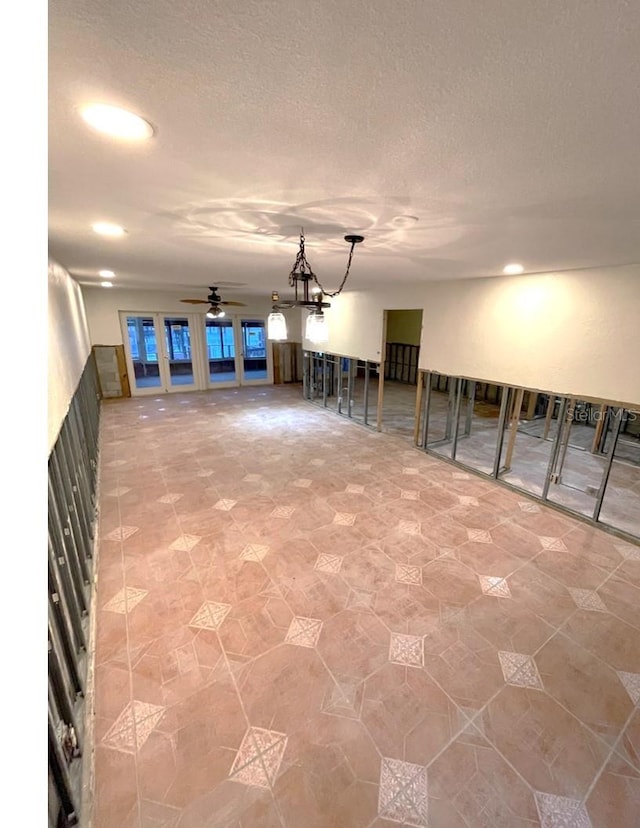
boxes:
[180,286,246,318]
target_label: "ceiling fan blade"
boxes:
[180,298,209,304]
[220,300,247,306]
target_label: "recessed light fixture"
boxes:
[80,103,154,140]
[503,263,524,275]
[101,281,113,288]
[92,222,126,237]
[99,269,115,278]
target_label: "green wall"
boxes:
[386,309,423,345]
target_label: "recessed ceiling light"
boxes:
[80,103,154,140]
[99,269,115,278]
[503,263,524,275]
[101,281,113,288]
[92,222,126,237]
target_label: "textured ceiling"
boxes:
[49,0,640,297]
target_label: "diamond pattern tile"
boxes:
[499,651,545,690]
[534,791,593,828]
[378,757,428,826]
[467,528,492,543]
[156,492,183,504]
[402,467,419,476]
[479,576,512,598]
[103,525,139,542]
[333,512,356,526]
[168,534,201,552]
[401,489,420,500]
[568,588,608,612]
[239,544,270,562]
[322,679,362,718]
[389,633,424,667]
[103,587,148,614]
[102,701,165,753]
[285,616,323,648]
[398,520,421,535]
[314,553,343,573]
[616,544,640,561]
[617,671,640,704]
[228,727,288,789]
[90,384,638,828]
[214,498,237,511]
[188,601,232,630]
[271,505,295,519]
[540,536,568,552]
[518,501,541,513]
[347,589,375,609]
[396,564,422,585]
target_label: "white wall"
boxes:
[304,286,424,361]
[304,267,640,406]
[419,267,640,405]
[82,287,302,345]
[48,260,92,451]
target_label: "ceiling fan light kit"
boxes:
[180,286,246,319]
[267,228,364,344]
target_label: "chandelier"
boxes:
[267,228,364,344]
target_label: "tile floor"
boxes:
[91,385,640,827]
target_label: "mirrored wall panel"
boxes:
[420,371,640,542]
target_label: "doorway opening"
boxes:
[380,309,423,438]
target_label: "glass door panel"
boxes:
[240,319,270,382]
[125,315,162,390]
[205,318,236,384]
[163,317,195,387]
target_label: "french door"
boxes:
[204,317,272,388]
[121,314,197,394]
[121,312,272,395]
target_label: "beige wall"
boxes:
[386,309,423,346]
[48,260,92,452]
[304,266,640,405]
[82,286,302,345]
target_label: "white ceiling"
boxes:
[49,0,640,298]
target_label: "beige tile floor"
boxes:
[92,385,640,827]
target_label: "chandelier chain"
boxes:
[288,227,357,298]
